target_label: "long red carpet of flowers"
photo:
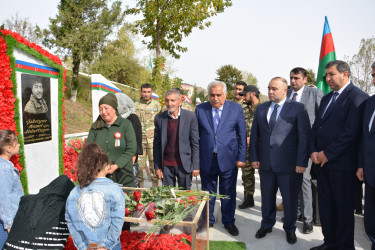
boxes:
[64,231,192,250]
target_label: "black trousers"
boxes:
[317,167,356,250]
[364,181,375,250]
[162,165,192,190]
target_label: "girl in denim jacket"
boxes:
[0,130,23,249]
[66,142,125,250]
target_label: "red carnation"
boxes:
[133,191,141,202]
[188,196,196,202]
[148,202,156,211]
[136,203,144,212]
[125,208,130,217]
[145,211,155,221]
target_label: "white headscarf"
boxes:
[115,93,136,119]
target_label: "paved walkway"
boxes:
[144,171,371,249]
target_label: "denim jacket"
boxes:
[65,177,125,250]
[0,157,24,229]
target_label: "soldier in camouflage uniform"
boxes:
[135,83,162,187]
[238,84,260,209]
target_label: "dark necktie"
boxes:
[269,104,279,131]
[322,92,339,118]
[213,108,220,132]
[292,93,297,101]
[331,91,338,103]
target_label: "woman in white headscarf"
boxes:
[115,93,143,187]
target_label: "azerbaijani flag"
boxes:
[316,16,336,94]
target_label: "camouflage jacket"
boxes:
[248,103,258,137]
[234,98,251,136]
[134,98,162,143]
[233,98,258,137]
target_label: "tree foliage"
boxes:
[191,85,208,106]
[91,25,149,88]
[306,68,316,86]
[43,0,124,101]
[151,56,166,92]
[2,13,42,44]
[242,70,258,87]
[126,0,232,58]
[215,64,243,100]
[347,37,375,94]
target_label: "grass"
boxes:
[209,240,246,249]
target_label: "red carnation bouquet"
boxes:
[124,186,226,235]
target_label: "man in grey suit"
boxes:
[287,67,323,234]
[154,89,200,190]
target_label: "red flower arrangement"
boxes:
[63,138,85,182]
[64,231,192,250]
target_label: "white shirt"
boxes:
[267,98,287,123]
[167,107,181,119]
[369,109,375,132]
[290,86,305,103]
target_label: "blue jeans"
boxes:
[0,220,8,249]
[112,241,121,250]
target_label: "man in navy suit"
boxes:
[357,61,375,250]
[195,81,246,236]
[250,77,310,244]
[153,89,200,190]
[310,60,368,250]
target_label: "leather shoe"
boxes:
[224,224,239,236]
[310,243,334,250]
[286,231,297,244]
[303,222,313,234]
[255,227,272,239]
[209,223,214,228]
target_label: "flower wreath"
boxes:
[0,28,67,194]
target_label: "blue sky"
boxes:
[2,0,375,94]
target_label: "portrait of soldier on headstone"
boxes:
[21,74,52,144]
[24,80,48,114]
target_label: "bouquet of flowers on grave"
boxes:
[63,138,85,182]
[125,186,227,235]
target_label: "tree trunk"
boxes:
[70,49,81,103]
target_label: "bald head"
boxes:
[268,77,288,103]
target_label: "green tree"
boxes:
[151,56,166,92]
[172,77,184,90]
[348,37,375,94]
[306,68,316,86]
[91,25,149,88]
[2,13,42,44]
[159,73,172,107]
[126,0,232,58]
[215,64,243,100]
[43,0,124,102]
[242,70,258,87]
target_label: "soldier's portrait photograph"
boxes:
[21,74,52,144]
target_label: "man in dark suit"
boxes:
[195,81,246,236]
[250,77,310,244]
[310,60,369,250]
[357,61,375,250]
[287,67,323,234]
[153,89,199,190]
